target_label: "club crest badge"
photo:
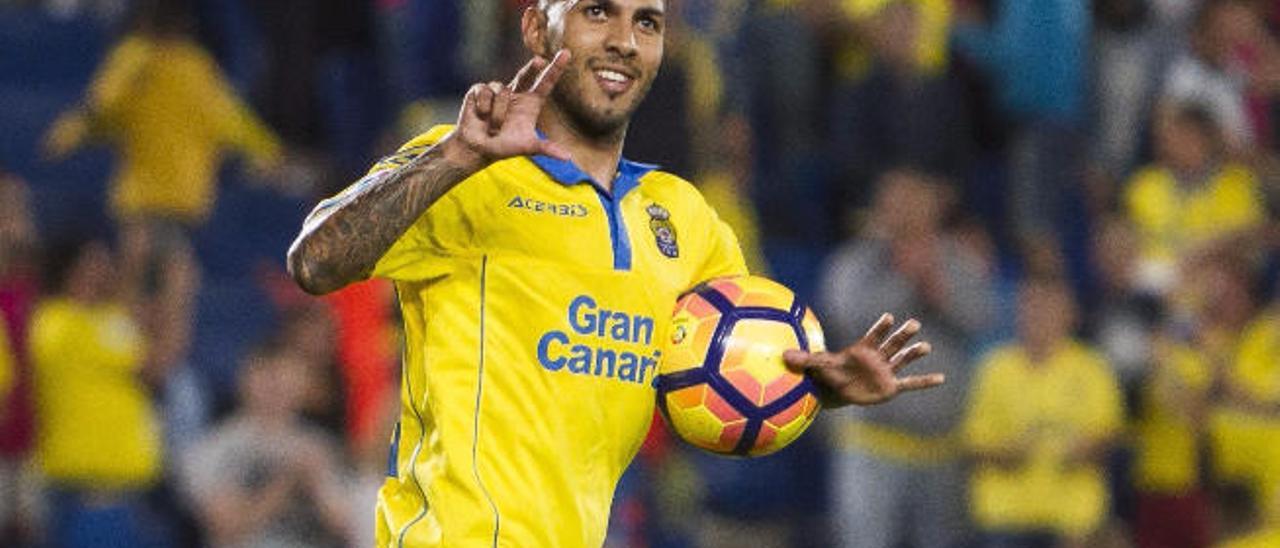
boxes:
[647,203,679,258]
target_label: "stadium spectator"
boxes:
[951,0,1091,256]
[963,277,1124,548]
[41,0,281,289]
[819,169,995,548]
[828,0,973,225]
[838,0,953,80]
[181,337,352,548]
[1131,257,1257,548]
[1158,0,1262,154]
[0,170,39,545]
[1090,0,1191,187]
[1131,332,1215,548]
[30,234,198,547]
[274,302,348,441]
[1211,270,1280,523]
[1088,216,1157,392]
[1123,102,1265,296]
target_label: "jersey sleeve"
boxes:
[313,125,464,282]
[690,191,749,283]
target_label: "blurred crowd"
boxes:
[4,0,1280,547]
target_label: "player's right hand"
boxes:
[443,50,572,170]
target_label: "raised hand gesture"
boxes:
[446,51,573,170]
[784,314,943,407]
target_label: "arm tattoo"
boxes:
[287,144,472,294]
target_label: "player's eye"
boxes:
[637,16,661,33]
[584,5,607,20]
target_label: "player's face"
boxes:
[539,0,665,137]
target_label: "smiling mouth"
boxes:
[593,68,635,96]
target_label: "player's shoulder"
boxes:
[368,125,455,175]
[638,169,713,210]
[639,168,695,191]
[399,125,456,151]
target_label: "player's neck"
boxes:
[539,108,627,193]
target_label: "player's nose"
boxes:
[603,18,638,58]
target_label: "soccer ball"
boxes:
[657,276,825,457]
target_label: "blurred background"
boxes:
[3,0,1280,546]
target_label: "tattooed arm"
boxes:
[286,52,572,295]
[286,141,478,294]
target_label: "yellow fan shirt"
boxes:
[323,126,747,547]
[1124,164,1263,289]
[1133,341,1211,493]
[1211,313,1280,514]
[963,341,1123,537]
[77,34,280,223]
[30,298,160,489]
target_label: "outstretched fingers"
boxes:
[783,349,841,373]
[509,56,549,92]
[859,313,895,347]
[879,319,921,358]
[531,50,571,97]
[889,341,932,372]
[785,349,856,390]
[896,373,946,392]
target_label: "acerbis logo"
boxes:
[507,196,590,218]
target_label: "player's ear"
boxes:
[522,6,551,58]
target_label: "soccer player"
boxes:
[287,1,944,545]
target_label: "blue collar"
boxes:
[528,132,658,199]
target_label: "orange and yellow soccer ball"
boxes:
[657,276,825,457]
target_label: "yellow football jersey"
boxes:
[326,126,747,547]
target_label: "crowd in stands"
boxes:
[4,0,1280,547]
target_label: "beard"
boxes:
[550,62,654,140]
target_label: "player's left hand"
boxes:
[784,313,943,408]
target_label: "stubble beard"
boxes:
[550,64,652,141]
